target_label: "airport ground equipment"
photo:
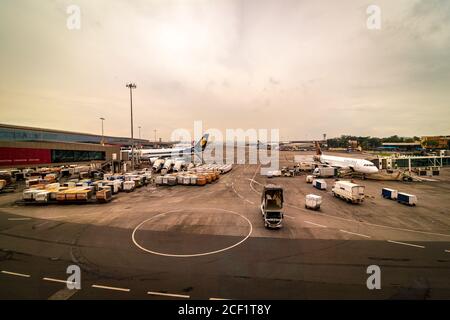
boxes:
[96,186,112,203]
[313,167,337,178]
[123,181,136,192]
[397,192,417,206]
[305,194,322,210]
[306,175,314,183]
[382,188,398,200]
[332,181,365,204]
[313,179,327,190]
[260,184,284,229]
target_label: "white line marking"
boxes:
[92,284,130,292]
[209,297,230,300]
[247,178,263,186]
[304,221,327,228]
[1,270,31,278]
[245,199,255,205]
[387,240,425,249]
[444,250,450,253]
[7,218,31,221]
[147,291,190,299]
[339,229,371,238]
[285,215,294,219]
[132,208,253,258]
[43,277,71,284]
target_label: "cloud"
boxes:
[0,0,449,139]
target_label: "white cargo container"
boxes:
[155,176,163,186]
[123,181,135,192]
[190,175,197,185]
[305,194,322,210]
[312,179,327,190]
[23,189,40,201]
[332,181,365,204]
[181,176,189,185]
[306,175,314,183]
[35,191,50,203]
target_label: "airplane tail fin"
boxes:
[315,141,322,156]
[193,133,209,152]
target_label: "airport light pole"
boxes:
[100,117,105,146]
[126,83,137,170]
[154,129,157,145]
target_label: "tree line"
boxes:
[327,135,421,149]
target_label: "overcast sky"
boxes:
[0,0,449,140]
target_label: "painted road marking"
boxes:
[209,297,230,300]
[7,218,31,221]
[43,277,72,285]
[387,240,425,249]
[445,250,450,253]
[1,270,31,278]
[304,221,327,228]
[92,284,130,292]
[339,230,371,238]
[133,208,253,258]
[147,291,190,299]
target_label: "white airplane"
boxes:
[131,134,209,161]
[314,142,379,175]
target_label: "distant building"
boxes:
[379,142,422,152]
[421,136,450,149]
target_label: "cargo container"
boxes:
[35,191,50,203]
[305,194,322,210]
[397,192,417,206]
[332,181,365,204]
[155,176,163,186]
[306,175,314,184]
[123,181,135,192]
[312,179,327,190]
[96,187,112,203]
[313,167,336,178]
[382,188,398,200]
[167,176,177,186]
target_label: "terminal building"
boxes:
[0,123,155,168]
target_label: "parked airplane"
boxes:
[132,134,209,161]
[314,142,379,175]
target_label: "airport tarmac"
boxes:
[0,151,449,299]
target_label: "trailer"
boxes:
[312,179,327,190]
[332,181,365,204]
[382,188,398,200]
[305,194,322,210]
[397,192,417,206]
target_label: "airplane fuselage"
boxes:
[319,155,379,174]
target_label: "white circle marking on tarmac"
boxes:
[131,208,253,258]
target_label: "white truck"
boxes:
[313,167,336,178]
[260,185,284,229]
[332,181,365,204]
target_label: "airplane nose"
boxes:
[371,167,379,173]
